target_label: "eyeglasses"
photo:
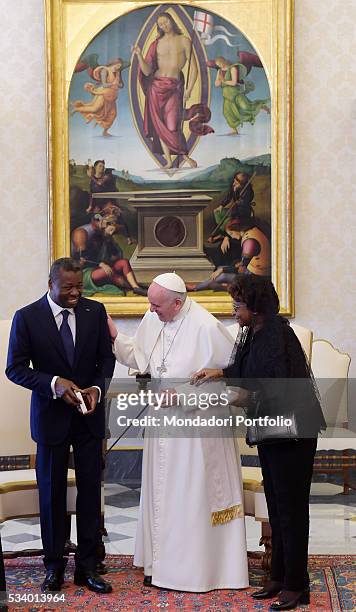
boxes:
[232,301,247,312]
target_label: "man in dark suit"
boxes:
[6,258,115,594]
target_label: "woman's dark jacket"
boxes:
[224,316,326,437]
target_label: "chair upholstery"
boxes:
[311,339,350,427]
[0,320,77,526]
[289,323,313,362]
[0,469,76,522]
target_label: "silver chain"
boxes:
[158,302,191,374]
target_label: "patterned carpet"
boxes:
[3,554,355,611]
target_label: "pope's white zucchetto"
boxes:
[152,272,186,293]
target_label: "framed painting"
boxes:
[45,0,294,316]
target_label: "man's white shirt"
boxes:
[47,292,101,401]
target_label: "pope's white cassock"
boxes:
[113,277,249,592]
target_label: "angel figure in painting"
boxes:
[71,58,129,137]
[132,12,213,169]
[212,54,270,134]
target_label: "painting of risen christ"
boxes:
[66,1,274,306]
[130,5,212,171]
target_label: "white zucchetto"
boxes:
[152,272,186,293]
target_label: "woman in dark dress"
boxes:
[192,276,326,611]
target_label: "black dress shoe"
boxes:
[269,589,310,610]
[74,570,112,594]
[251,581,283,600]
[41,569,65,593]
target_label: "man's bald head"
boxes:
[148,281,186,322]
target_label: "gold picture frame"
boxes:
[45,0,294,317]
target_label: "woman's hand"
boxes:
[190,368,224,386]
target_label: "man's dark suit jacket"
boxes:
[6,295,115,445]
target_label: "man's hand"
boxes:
[220,236,230,254]
[80,387,99,415]
[190,369,224,386]
[107,314,118,341]
[55,378,81,406]
[99,262,113,276]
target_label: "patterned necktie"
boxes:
[60,310,75,366]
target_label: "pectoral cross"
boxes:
[157,363,168,376]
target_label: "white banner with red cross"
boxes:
[193,11,240,47]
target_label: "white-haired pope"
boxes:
[107,272,249,592]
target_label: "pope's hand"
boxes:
[107,315,118,341]
[158,388,178,408]
[190,368,224,386]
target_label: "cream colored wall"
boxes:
[0,0,49,312]
[294,0,356,376]
[1,0,355,377]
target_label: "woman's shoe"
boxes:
[269,589,310,610]
[251,580,283,599]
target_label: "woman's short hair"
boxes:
[229,276,280,316]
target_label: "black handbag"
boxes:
[245,396,300,446]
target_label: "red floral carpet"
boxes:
[4,554,355,611]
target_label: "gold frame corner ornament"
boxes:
[45,0,294,318]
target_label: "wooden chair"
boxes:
[0,320,77,558]
[311,339,355,494]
